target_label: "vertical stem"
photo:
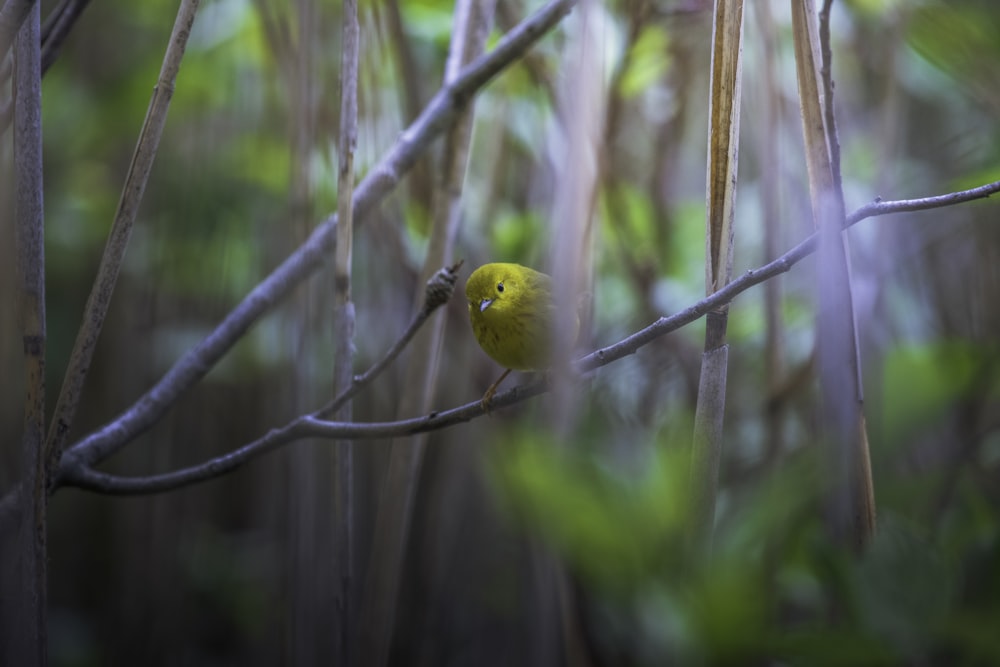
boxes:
[818,0,875,546]
[333,0,359,663]
[549,0,601,431]
[542,2,604,662]
[13,2,47,664]
[689,0,744,556]
[789,0,875,549]
[754,0,786,463]
[283,1,331,664]
[359,1,494,665]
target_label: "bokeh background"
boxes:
[2,0,1000,664]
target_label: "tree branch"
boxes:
[58,262,464,494]
[44,0,202,472]
[53,0,576,474]
[53,180,1000,497]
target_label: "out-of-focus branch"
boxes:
[360,0,495,663]
[332,1,360,660]
[791,0,874,550]
[386,0,434,211]
[495,0,559,107]
[49,181,1000,498]
[54,0,576,475]
[548,0,602,430]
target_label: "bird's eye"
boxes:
[496,282,504,293]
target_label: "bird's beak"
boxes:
[479,298,494,312]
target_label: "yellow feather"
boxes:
[465,262,577,409]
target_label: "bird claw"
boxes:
[480,387,498,415]
[479,368,511,416]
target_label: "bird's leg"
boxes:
[481,368,513,413]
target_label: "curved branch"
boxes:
[60,382,547,495]
[56,181,1000,496]
[55,0,576,474]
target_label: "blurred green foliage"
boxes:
[5,0,999,664]
[493,425,1000,664]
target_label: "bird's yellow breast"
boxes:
[466,262,557,371]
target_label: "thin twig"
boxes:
[844,185,1000,222]
[54,0,576,474]
[43,0,202,473]
[315,262,463,419]
[53,181,1000,497]
[60,264,466,495]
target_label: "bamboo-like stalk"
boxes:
[281,0,323,663]
[689,0,744,556]
[543,2,604,662]
[12,3,47,664]
[359,2,495,665]
[333,0,360,662]
[789,0,875,549]
[549,0,600,431]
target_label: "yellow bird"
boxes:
[466,262,574,410]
